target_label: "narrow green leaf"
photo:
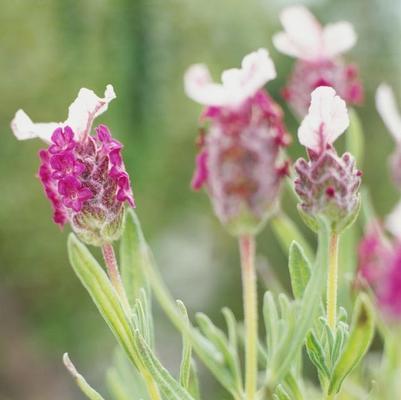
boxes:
[63,353,106,400]
[67,234,140,367]
[346,108,364,166]
[271,212,313,262]
[305,333,330,380]
[263,291,279,362]
[135,331,195,400]
[222,307,239,352]
[188,361,201,400]
[329,293,375,394]
[195,313,243,393]
[274,384,292,400]
[124,210,239,396]
[107,350,148,400]
[120,209,150,305]
[177,300,192,390]
[284,373,304,400]
[288,242,311,300]
[268,220,330,387]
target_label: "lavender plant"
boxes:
[9,5,401,400]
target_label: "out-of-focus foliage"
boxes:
[0,0,400,399]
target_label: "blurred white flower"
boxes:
[184,48,276,108]
[273,5,357,62]
[376,83,401,142]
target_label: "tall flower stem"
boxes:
[239,234,257,400]
[102,242,161,400]
[101,242,131,313]
[326,232,340,331]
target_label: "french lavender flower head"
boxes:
[273,5,363,118]
[11,85,135,246]
[184,49,290,236]
[294,86,362,233]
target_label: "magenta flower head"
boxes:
[294,87,362,233]
[11,85,135,246]
[184,49,290,236]
[357,224,401,321]
[273,5,363,118]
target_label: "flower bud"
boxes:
[294,87,361,233]
[295,148,361,233]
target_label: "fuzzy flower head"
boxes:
[273,5,363,117]
[294,87,361,233]
[185,49,290,236]
[11,85,135,246]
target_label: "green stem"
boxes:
[326,233,339,331]
[101,243,161,400]
[239,234,258,400]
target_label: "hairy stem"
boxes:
[326,233,339,331]
[239,234,257,400]
[101,243,131,313]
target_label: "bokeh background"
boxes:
[0,0,400,398]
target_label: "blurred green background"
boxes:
[0,0,400,398]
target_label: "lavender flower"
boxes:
[11,85,134,246]
[184,49,290,235]
[273,5,363,118]
[294,87,361,232]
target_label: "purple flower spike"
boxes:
[11,85,135,246]
[185,50,290,236]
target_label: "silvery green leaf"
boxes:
[177,300,192,390]
[188,361,201,400]
[288,242,312,300]
[267,221,330,387]
[120,209,150,305]
[329,293,375,394]
[195,313,243,394]
[330,322,348,367]
[107,350,148,400]
[263,291,279,362]
[222,307,238,353]
[305,333,330,381]
[124,210,239,396]
[283,373,304,400]
[271,211,313,262]
[135,330,195,400]
[67,234,140,367]
[132,290,154,348]
[63,353,106,400]
[273,384,292,400]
